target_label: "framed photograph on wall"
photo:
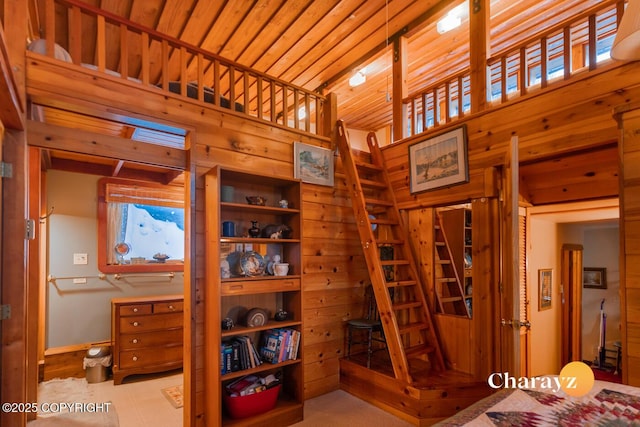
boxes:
[408,125,468,194]
[538,269,552,311]
[583,267,607,289]
[293,141,334,187]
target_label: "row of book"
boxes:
[221,336,262,374]
[258,328,301,364]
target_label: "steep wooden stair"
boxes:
[336,120,446,384]
[434,212,471,317]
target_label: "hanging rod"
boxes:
[48,273,107,284]
[113,272,175,280]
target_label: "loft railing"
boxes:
[36,0,326,136]
[403,0,625,137]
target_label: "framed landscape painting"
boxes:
[294,141,334,187]
[408,125,468,194]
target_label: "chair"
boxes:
[346,285,387,368]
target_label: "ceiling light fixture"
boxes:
[349,70,366,87]
[437,3,466,34]
[611,0,640,60]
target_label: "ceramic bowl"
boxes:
[246,196,266,206]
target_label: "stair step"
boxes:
[436,277,457,283]
[436,260,452,265]
[385,280,417,288]
[405,344,436,357]
[381,260,409,266]
[398,322,429,334]
[354,160,383,172]
[364,197,393,206]
[393,301,422,311]
[377,239,404,246]
[360,178,387,189]
[370,218,398,225]
[435,241,445,246]
[440,296,463,303]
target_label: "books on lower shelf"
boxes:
[221,336,262,374]
[259,328,301,364]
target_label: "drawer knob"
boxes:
[132,321,139,327]
[168,305,174,310]
[133,307,138,313]
[132,338,138,344]
[132,356,138,361]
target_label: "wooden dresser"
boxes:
[111,294,184,385]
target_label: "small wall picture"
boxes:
[538,269,552,311]
[408,125,468,193]
[293,141,334,187]
[583,267,607,289]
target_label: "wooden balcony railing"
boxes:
[37,0,327,136]
[403,0,625,137]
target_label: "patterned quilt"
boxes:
[436,377,640,426]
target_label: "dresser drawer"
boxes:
[118,345,183,369]
[119,312,182,334]
[119,304,152,316]
[154,300,183,313]
[118,329,183,350]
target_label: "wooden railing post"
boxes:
[392,37,408,142]
[469,0,489,114]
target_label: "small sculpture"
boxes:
[261,224,292,239]
[248,220,261,238]
[220,259,231,278]
[246,196,266,206]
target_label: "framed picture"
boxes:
[293,141,334,187]
[538,269,552,311]
[408,125,468,193]
[583,267,607,289]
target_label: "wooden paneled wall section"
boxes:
[3,16,640,427]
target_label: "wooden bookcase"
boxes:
[205,166,304,426]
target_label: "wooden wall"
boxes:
[614,104,640,387]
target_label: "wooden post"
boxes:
[392,37,408,142]
[469,0,488,114]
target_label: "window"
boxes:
[98,178,185,273]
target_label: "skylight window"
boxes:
[437,3,467,34]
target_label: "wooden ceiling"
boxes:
[28,0,620,206]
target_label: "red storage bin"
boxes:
[223,384,281,419]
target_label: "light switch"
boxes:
[73,277,87,284]
[73,253,88,265]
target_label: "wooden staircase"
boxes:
[434,212,471,317]
[336,120,445,383]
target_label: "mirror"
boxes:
[98,177,185,273]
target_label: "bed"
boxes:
[436,376,640,426]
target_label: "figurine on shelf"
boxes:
[261,224,292,239]
[248,220,261,238]
[220,259,231,279]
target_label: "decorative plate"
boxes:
[245,308,268,327]
[239,251,266,276]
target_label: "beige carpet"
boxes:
[161,384,183,408]
[28,378,119,427]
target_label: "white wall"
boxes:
[46,170,184,348]
[529,217,562,376]
[581,225,620,363]
[528,212,620,376]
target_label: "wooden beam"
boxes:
[27,120,187,170]
[469,0,488,113]
[392,37,408,142]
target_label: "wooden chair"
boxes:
[346,285,387,368]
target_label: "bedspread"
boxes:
[436,376,640,426]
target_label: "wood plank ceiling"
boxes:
[28,0,619,205]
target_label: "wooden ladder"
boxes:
[336,120,445,383]
[434,212,471,317]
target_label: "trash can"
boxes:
[84,346,111,383]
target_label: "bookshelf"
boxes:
[205,166,304,426]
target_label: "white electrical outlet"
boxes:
[73,253,88,265]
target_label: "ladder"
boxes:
[336,120,445,383]
[434,212,471,317]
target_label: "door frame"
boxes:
[561,244,583,364]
